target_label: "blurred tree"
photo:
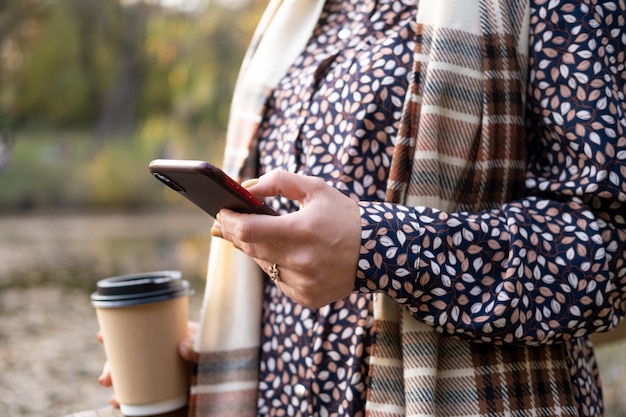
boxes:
[0,1,36,45]
[176,0,267,131]
[0,0,42,128]
[96,2,149,140]
[132,0,266,157]
[0,0,265,135]
[0,129,14,171]
[67,0,117,124]
[3,0,121,127]
[0,0,269,211]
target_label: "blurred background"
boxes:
[0,0,625,416]
[0,0,263,415]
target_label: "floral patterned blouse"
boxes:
[254,0,626,416]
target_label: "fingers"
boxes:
[211,170,362,307]
[218,209,285,247]
[245,169,319,202]
[211,170,315,244]
[96,332,113,387]
[109,396,120,409]
[96,321,200,390]
[179,321,200,363]
[178,338,199,364]
[98,361,112,387]
[187,320,200,337]
[216,171,322,244]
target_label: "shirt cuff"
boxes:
[354,201,424,294]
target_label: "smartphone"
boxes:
[148,159,278,218]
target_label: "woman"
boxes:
[103,0,626,416]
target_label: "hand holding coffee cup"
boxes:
[91,271,194,416]
[97,322,199,409]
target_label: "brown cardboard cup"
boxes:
[91,271,191,416]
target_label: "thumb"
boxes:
[246,169,323,204]
[178,337,199,364]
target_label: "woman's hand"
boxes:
[97,321,200,408]
[211,170,362,309]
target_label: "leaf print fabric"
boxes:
[356,196,625,344]
[526,0,626,202]
[251,0,626,416]
[256,0,416,415]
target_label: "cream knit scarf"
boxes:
[190,0,533,416]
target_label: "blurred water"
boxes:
[0,211,213,291]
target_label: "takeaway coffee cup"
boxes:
[91,271,191,416]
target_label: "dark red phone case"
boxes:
[149,159,277,218]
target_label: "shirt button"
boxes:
[294,384,307,399]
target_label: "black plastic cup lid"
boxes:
[91,270,191,308]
